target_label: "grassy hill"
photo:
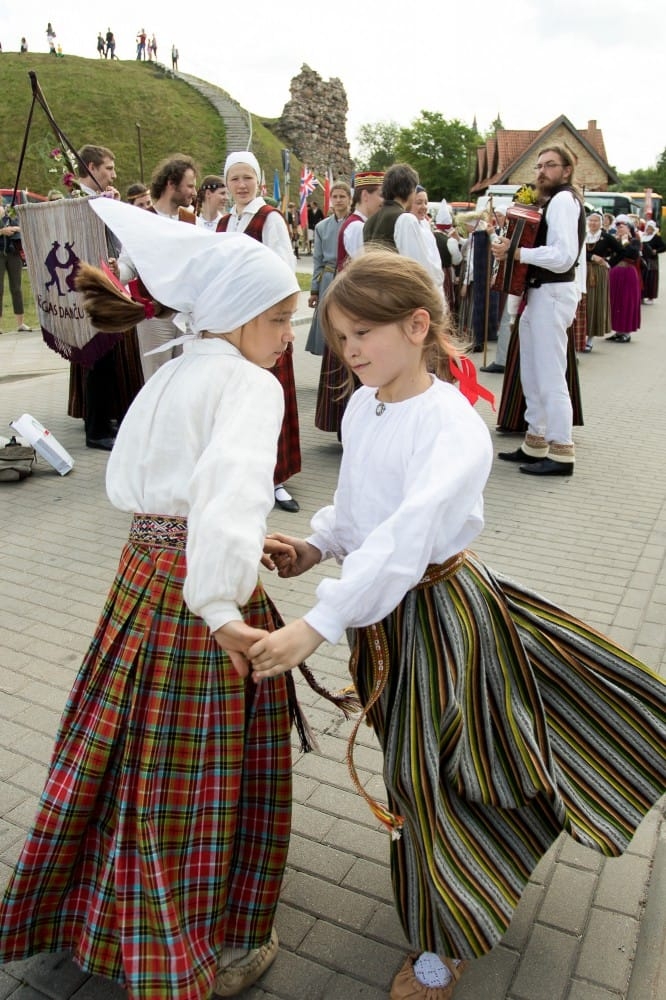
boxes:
[0,53,303,199]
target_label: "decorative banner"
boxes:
[16,197,122,367]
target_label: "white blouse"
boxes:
[304,378,493,644]
[106,338,283,631]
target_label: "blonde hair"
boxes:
[330,180,352,198]
[320,248,462,391]
[75,263,169,331]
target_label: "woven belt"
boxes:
[129,514,187,550]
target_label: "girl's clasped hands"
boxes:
[217,534,325,679]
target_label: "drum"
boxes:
[492,204,541,295]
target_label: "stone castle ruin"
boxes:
[276,64,354,179]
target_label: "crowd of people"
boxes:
[0,143,664,1000]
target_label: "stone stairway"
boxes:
[176,72,252,160]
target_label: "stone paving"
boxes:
[0,288,664,999]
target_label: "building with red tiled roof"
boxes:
[471,115,618,195]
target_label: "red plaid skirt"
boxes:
[0,516,292,999]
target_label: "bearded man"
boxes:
[492,146,585,476]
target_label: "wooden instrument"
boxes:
[492,204,541,295]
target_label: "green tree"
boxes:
[393,112,478,201]
[616,145,666,197]
[355,121,401,171]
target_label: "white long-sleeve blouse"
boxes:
[304,378,493,644]
[106,338,283,631]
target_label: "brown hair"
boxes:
[537,144,581,192]
[126,182,149,203]
[77,144,115,170]
[352,184,380,211]
[75,263,169,331]
[150,154,198,200]
[320,248,463,392]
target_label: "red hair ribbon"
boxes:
[449,356,496,411]
[127,278,156,320]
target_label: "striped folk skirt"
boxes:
[349,552,666,959]
[586,261,611,337]
[0,516,293,1000]
[315,344,358,435]
[496,316,583,433]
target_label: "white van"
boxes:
[475,185,520,214]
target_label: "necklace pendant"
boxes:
[375,401,386,416]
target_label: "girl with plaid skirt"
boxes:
[248,249,666,1000]
[0,200,304,999]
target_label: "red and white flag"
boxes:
[299,165,318,229]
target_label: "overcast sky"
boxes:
[3,0,664,177]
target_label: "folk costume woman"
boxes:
[583,211,615,348]
[249,250,666,1000]
[640,219,666,303]
[218,151,302,513]
[608,216,642,342]
[0,200,307,1000]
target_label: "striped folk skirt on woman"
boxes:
[350,551,666,959]
[0,516,293,999]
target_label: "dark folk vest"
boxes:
[362,201,403,250]
[527,185,585,287]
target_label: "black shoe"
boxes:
[86,436,115,451]
[520,458,574,476]
[497,447,541,464]
[274,496,300,512]
[615,334,631,343]
[481,362,505,374]
[471,345,484,353]
[274,487,300,512]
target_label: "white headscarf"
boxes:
[90,198,298,343]
[224,151,261,182]
[586,212,603,244]
[642,220,658,242]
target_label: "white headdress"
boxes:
[223,151,261,182]
[90,198,298,347]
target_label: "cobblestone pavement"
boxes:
[0,290,664,999]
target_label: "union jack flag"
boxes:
[299,165,318,229]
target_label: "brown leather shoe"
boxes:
[212,928,278,997]
[390,953,468,999]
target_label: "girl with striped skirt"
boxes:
[0,201,309,1000]
[249,250,666,1000]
